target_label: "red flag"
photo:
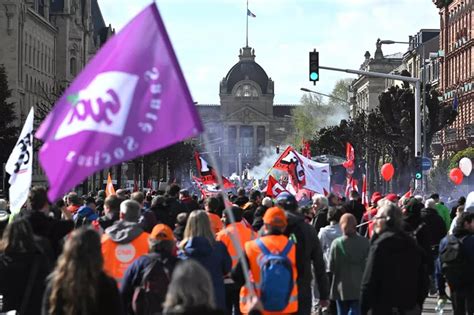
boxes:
[273,146,297,170]
[266,175,291,198]
[301,139,311,159]
[345,177,358,197]
[194,152,234,188]
[362,175,368,208]
[133,177,138,192]
[403,190,412,199]
[346,142,355,161]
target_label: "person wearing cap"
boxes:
[216,206,256,315]
[232,207,298,314]
[120,223,178,314]
[359,193,383,238]
[276,194,330,315]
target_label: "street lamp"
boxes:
[300,87,351,105]
[379,40,410,45]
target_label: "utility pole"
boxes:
[319,65,423,191]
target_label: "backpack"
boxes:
[255,238,294,312]
[132,255,172,315]
[439,235,473,290]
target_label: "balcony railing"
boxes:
[465,124,474,138]
[445,128,457,143]
[432,132,441,144]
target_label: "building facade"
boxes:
[197,46,296,176]
[433,0,473,157]
[0,0,113,185]
[350,40,403,117]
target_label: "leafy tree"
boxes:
[327,78,353,116]
[0,64,19,166]
[429,158,454,196]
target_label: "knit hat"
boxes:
[263,207,287,227]
[150,224,174,241]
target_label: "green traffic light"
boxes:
[415,173,422,180]
[310,72,319,81]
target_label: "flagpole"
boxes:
[246,0,249,47]
[202,133,255,298]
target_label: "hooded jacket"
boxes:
[179,237,231,311]
[285,210,329,314]
[101,221,149,284]
[420,207,447,248]
[360,230,429,315]
[318,223,343,272]
[329,233,370,301]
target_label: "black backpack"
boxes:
[132,255,173,315]
[439,235,473,290]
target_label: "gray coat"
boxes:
[329,233,370,301]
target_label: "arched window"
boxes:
[235,84,258,98]
[70,57,77,76]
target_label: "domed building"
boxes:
[197,46,296,176]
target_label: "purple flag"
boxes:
[36,4,203,202]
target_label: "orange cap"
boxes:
[263,207,287,227]
[150,224,174,241]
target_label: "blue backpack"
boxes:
[255,238,295,312]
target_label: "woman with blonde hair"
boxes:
[42,228,124,315]
[178,210,231,312]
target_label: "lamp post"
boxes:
[300,87,351,105]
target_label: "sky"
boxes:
[98,0,440,105]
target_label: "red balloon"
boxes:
[381,163,395,181]
[449,168,463,185]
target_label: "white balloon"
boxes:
[459,157,472,176]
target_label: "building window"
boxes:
[257,126,265,147]
[240,125,254,155]
[235,84,258,98]
[70,57,77,76]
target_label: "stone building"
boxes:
[432,0,473,157]
[0,0,113,185]
[349,40,403,117]
[196,46,296,176]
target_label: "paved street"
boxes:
[423,296,453,315]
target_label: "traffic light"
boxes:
[414,156,422,180]
[276,145,280,154]
[309,50,319,84]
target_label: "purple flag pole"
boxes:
[36,4,203,202]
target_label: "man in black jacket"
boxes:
[311,194,329,234]
[278,194,330,315]
[342,190,366,224]
[22,186,74,259]
[361,203,429,315]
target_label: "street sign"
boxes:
[422,157,432,171]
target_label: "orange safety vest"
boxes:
[207,212,224,235]
[101,232,149,286]
[239,234,298,315]
[216,221,256,268]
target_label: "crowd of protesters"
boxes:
[0,183,473,315]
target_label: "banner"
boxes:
[194,152,234,188]
[5,107,34,214]
[105,172,116,196]
[35,4,203,201]
[272,146,330,194]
